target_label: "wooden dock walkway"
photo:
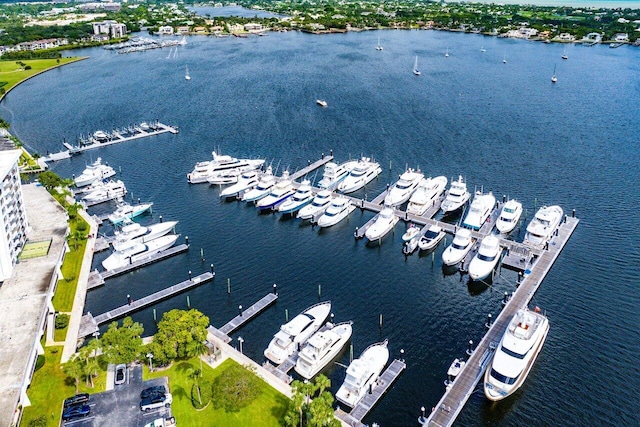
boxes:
[423,216,579,427]
[78,271,215,337]
[335,359,407,426]
[207,292,279,343]
[65,122,178,154]
[290,154,334,181]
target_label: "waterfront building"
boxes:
[17,38,68,51]
[92,20,127,38]
[157,25,175,35]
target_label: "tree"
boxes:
[63,355,83,394]
[37,170,64,191]
[188,367,202,406]
[0,118,9,129]
[101,317,144,364]
[186,338,207,372]
[211,363,262,412]
[286,376,339,427]
[314,374,330,395]
[152,309,209,365]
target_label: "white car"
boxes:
[140,392,172,412]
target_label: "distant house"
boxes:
[244,23,262,31]
[91,34,109,42]
[157,26,174,35]
[613,33,629,42]
[227,23,244,33]
[557,33,575,41]
[92,20,127,39]
[17,38,67,51]
[176,26,190,35]
[192,27,207,34]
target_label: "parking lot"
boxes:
[63,366,171,427]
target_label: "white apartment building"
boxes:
[0,150,29,282]
[92,20,127,38]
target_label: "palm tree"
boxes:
[187,367,203,405]
[313,374,331,396]
[186,339,207,373]
[84,358,99,388]
[63,356,83,394]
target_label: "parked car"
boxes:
[144,417,176,427]
[63,393,89,408]
[140,392,172,412]
[140,385,166,399]
[114,364,126,385]
[62,404,91,421]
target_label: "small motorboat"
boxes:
[401,224,420,242]
[442,228,474,266]
[403,236,420,255]
[444,358,466,390]
[418,225,445,251]
[317,99,328,107]
[496,199,523,234]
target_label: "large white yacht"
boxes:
[264,301,331,365]
[496,199,523,234]
[112,220,178,252]
[418,225,446,251]
[102,234,179,271]
[278,180,314,214]
[384,168,424,207]
[468,234,502,281]
[297,190,333,220]
[463,191,496,230]
[442,228,474,266]
[74,158,116,187]
[219,169,260,198]
[317,160,357,189]
[295,321,353,379]
[256,171,295,211]
[365,207,399,242]
[484,308,549,401]
[337,158,382,194]
[406,176,448,216]
[108,200,153,225]
[316,197,355,227]
[187,151,264,184]
[241,168,277,202]
[523,205,563,248]
[81,180,127,205]
[335,340,390,408]
[440,176,471,214]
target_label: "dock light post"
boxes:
[238,305,243,316]
[273,283,277,295]
[485,313,492,329]
[418,406,427,425]
[238,337,244,354]
[466,340,474,356]
[400,348,405,362]
[210,264,214,274]
[92,331,100,358]
[188,270,192,280]
[146,353,154,371]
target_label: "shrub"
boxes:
[29,416,47,427]
[211,364,261,412]
[76,221,88,232]
[34,355,45,372]
[55,313,69,329]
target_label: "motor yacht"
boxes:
[187,151,264,184]
[384,168,424,207]
[496,199,523,234]
[112,220,178,252]
[336,340,390,408]
[463,191,496,230]
[264,301,331,365]
[401,224,420,242]
[337,158,382,194]
[81,180,127,205]
[441,176,471,214]
[406,176,448,216]
[298,190,333,220]
[444,358,466,391]
[468,234,502,281]
[255,171,295,211]
[295,321,353,379]
[241,168,277,202]
[523,205,563,248]
[102,234,179,271]
[365,207,399,242]
[317,99,328,107]
[206,166,255,185]
[484,308,549,401]
[278,180,314,214]
[317,160,357,189]
[442,228,474,266]
[219,169,260,198]
[108,200,153,225]
[316,197,355,227]
[418,225,446,251]
[74,158,116,187]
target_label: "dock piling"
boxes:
[210,264,214,274]
[227,278,230,294]
[187,295,191,308]
[379,313,383,329]
[273,283,277,295]
[185,236,189,246]
[285,309,289,322]
[318,284,321,298]
[238,305,243,316]
[153,308,156,322]
[466,340,474,356]
[201,248,204,261]
[188,270,192,280]
[485,313,492,329]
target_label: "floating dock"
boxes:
[78,271,215,337]
[207,292,279,343]
[289,154,334,181]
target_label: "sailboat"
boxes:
[551,64,557,83]
[185,65,191,80]
[445,47,449,57]
[562,46,568,60]
[166,46,173,59]
[413,56,420,76]
[376,37,383,51]
[480,46,486,53]
[502,52,507,64]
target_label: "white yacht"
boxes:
[219,169,260,198]
[444,358,466,391]
[295,321,353,379]
[401,224,420,242]
[523,205,563,248]
[264,301,331,365]
[112,220,178,252]
[484,308,549,401]
[297,190,332,220]
[384,168,424,207]
[468,234,502,281]
[442,228,474,266]
[496,199,523,234]
[337,157,382,194]
[241,168,277,202]
[256,171,295,211]
[335,340,389,408]
[403,235,420,255]
[317,160,357,189]
[278,180,314,214]
[463,191,496,230]
[81,180,127,205]
[317,99,328,107]
[108,201,153,225]
[365,207,399,242]
[74,158,116,187]
[187,151,264,184]
[441,176,471,214]
[206,167,251,185]
[102,234,179,271]
[406,176,448,216]
[418,225,445,251]
[316,197,355,227]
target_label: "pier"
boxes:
[208,292,279,343]
[290,154,334,181]
[422,215,579,427]
[78,272,215,337]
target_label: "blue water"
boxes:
[3,30,640,426]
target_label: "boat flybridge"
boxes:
[278,180,314,214]
[335,340,390,408]
[264,301,331,365]
[316,196,355,227]
[187,151,264,184]
[442,228,474,266]
[463,191,496,230]
[255,171,295,211]
[297,189,332,220]
[440,175,471,214]
[112,220,178,252]
[523,205,563,248]
[219,169,260,198]
[317,160,357,189]
[241,167,277,202]
[468,234,502,281]
[406,176,448,216]
[337,157,382,194]
[108,200,153,225]
[74,158,116,187]
[81,180,127,205]
[496,199,523,234]
[384,168,424,207]
[484,307,549,401]
[295,321,353,379]
[102,234,179,271]
[365,207,399,242]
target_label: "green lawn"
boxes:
[54,325,68,342]
[0,58,83,96]
[146,358,289,427]
[52,219,88,312]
